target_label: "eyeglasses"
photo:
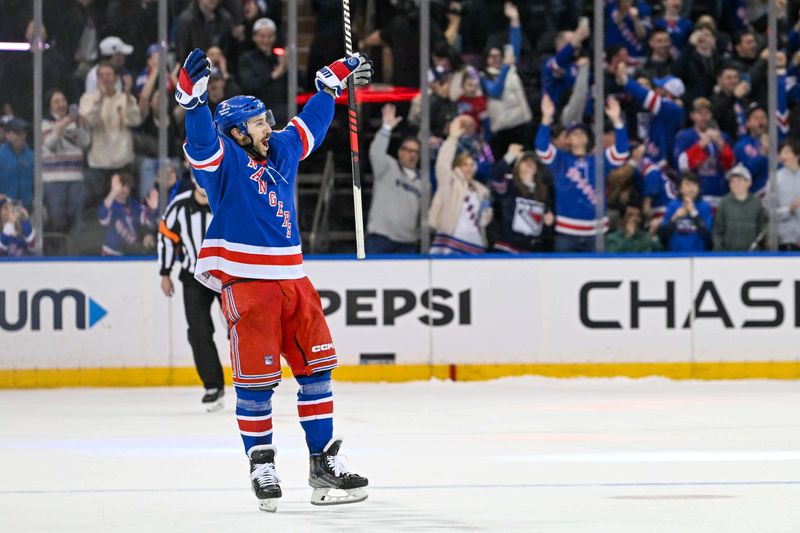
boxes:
[399,146,420,155]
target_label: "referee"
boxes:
[158,179,225,412]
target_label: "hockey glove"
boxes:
[175,48,212,110]
[314,53,373,97]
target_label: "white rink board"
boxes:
[537,258,694,362]
[1,256,800,370]
[691,257,800,360]
[304,260,432,365]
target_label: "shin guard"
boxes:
[235,386,274,454]
[295,371,334,453]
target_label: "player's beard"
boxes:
[240,132,271,162]
[257,134,270,158]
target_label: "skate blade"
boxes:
[310,487,368,506]
[204,400,224,413]
[257,498,278,513]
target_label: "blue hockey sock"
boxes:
[295,371,334,454]
[235,386,274,454]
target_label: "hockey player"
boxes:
[536,93,630,252]
[175,48,372,512]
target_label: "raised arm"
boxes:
[777,55,789,140]
[369,104,402,180]
[604,96,629,168]
[560,58,590,126]
[280,53,374,161]
[535,94,558,166]
[435,119,464,188]
[175,49,227,184]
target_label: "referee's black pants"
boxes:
[182,276,224,390]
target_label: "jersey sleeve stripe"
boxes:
[289,117,315,160]
[607,147,629,164]
[183,138,225,171]
[536,144,556,164]
[644,91,661,114]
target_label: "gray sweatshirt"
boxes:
[775,166,800,245]
[712,193,768,251]
[367,126,427,243]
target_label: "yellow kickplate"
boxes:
[1,361,799,388]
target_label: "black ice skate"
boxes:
[201,388,224,412]
[308,437,368,506]
[248,445,282,512]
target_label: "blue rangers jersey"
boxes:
[652,16,692,51]
[541,43,578,106]
[673,128,735,204]
[638,157,677,221]
[183,91,334,292]
[604,0,651,58]
[624,79,684,166]
[734,73,789,197]
[535,123,629,236]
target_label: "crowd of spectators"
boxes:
[364,0,800,254]
[1,0,800,257]
[0,0,282,256]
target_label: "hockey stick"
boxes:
[342,0,366,259]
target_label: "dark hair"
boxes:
[781,138,800,157]
[399,136,421,150]
[115,171,134,188]
[432,42,464,71]
[97,61,118,76]
[44,87,65,109]
[605,44,626,61]
[679,171,700,186]
[625,197,643,211]
[512,152,549,202]
[716,62,740,78]
[482,43,504,69]
[649,28,669,39]
[733,31,754,47]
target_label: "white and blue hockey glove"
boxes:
[314,53,373,97]
[175,48,212,110]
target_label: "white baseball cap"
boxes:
[253,17,277,34]
[99,36,133,56]
[654,75,686,99]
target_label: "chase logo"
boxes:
[0,289,107,331]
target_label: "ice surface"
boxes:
[1,377,799,532]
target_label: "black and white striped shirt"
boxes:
[158,190,212,279]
